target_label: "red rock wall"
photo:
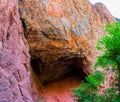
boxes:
[0,0,33,102]
[0,0,116,101]
[19,0,115,84]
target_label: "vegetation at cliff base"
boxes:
[72,22,120,102]
[95,22,120,95]
[72,71,120,102]
[72,71,105,102]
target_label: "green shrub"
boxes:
[72,71,104,102]
[72,71,120,102]
[94,22,120,95]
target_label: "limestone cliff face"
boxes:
[0,0,33,102]
[19,0,115,84]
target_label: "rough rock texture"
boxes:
[93,2,115,24]
[19,0,115,85]
[0,0,34,102]
[0,0,116,102]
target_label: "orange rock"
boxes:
[19,0,116,101]
[19,0,115,84]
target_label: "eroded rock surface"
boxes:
[0,0,34,102]
[19,0,115,85]
[0,0,116,102]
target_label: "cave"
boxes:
[31,57,88,86]
[30,56,89,101]
[62,64,87,81]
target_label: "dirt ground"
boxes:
[38,77,81,102]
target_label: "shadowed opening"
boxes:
[31,57,88,86]
[30,56,90,101]
[31,58,41,75]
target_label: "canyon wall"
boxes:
[19,0,115,84]
[0,0,115,102]
[0,0,34,102]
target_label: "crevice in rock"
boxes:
[31,58,41,75]
[20,18,28,38]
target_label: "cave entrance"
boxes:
[30,57,89,101]
[31,57,88,87]
[62,64,87,81]
[42,63,87,86]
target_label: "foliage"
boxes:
[86,71,104,87]
[94,22,120,69]
[103,88,120,102]
[94,22,120,95]
[72,71,104,102]
[72,71,120,102]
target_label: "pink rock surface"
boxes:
[0,0,33,102]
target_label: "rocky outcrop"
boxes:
[0,0,115,101]
[19,0,115,85]
[93,2,115,24]
[0,0,34,102]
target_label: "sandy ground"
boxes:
[38,77,81,102]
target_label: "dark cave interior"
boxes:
[31,57,87,86]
